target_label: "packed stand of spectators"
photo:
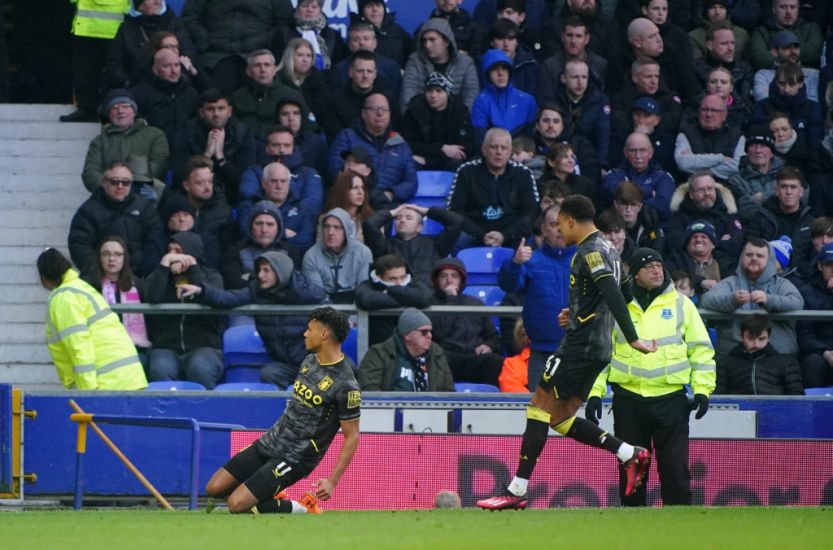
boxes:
[44,0,833,392]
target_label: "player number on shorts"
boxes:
[543,356,561,381]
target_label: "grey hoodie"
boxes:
[400,17,479,112]
[701,243,804,355]
[301,207,373,302]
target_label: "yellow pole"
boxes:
[68,400,174,511]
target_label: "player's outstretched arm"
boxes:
[596,275,656,354]
[314,419,360,501]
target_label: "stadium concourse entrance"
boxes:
[2,385,833,509]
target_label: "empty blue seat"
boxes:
[462,285,506,306]
[455,383,501,393]
[343,326,358,364]
[167,0,185,14]
[804,387,833,396]
[146,380,206,391]
[411,196,448,209]
[457,247,514,285]
[416,170,454,197]
[214,382,280,392]
[223,326,270,367]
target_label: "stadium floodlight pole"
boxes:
[69,400,173,511]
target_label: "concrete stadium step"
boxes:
[0,324,43,345]
[0,122,99,140]
[0,210,74,229]
[0,304,49,323]
[0,344,53,364]
[0,104,79,120]
[0,246,71,266]
[0,284,50,304]
[0,173,85,192]
[0,139,90,157]
[0,363,60,386]
[0,227,81,246]
[0,264,57,284]
[0,191,86,210]
[0,156,85,174]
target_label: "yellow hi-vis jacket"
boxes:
[70,0,129,39]
[590,283,716,398]
[45,269,147,390]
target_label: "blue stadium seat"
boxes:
[416,170,454,197]
[343,326,358,364]
[146,380,206,391]
[223,326,270,367]
[214,382,280,392]
[804,387,833,396]
[457,247,514,285]
[411,196,447,208]
[462,285,506,306]
[455,383,501,392]
[167,0,185,14]
[421,218,443,235]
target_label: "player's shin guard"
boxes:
[561,416,624,454]
[515,406,551,480]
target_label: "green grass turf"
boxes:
[0,507,829,549]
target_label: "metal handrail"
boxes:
[112,303,830,362]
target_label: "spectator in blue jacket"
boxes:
[488,18,537,96]
[751,62,824,148]
[238,126,323,237]
[602,131,676,220]
[177,251,330,388]
[497,205,574,390]
[471,49,537,144]
[329,93,418,208]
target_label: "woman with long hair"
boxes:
[84,236,152,366]
[321,172,375,243]
[277,37,332,136]
[544,143,598,204]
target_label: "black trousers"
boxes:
[801,353,833,388]
[612,391,692,506]
[72,35,110,112]
[444,349,504,387]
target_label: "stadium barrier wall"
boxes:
[19,392,833,499]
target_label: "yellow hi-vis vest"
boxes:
[45,269,147,390]
[590,284,716,398]
[71,0,129,39]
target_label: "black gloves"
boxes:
[585,396,603,424]
[690,394,709,419]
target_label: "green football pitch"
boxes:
[0,507,829,549]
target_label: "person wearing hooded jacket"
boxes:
[177,251,329,389]
[355,255,433,346]
[586,247,715,507]
[401,17,479,112]
[471,49,537,144]
[302,208,373,303]
[144,231,225,388]
[701,238,804,357]
[354,0,412,68]
[222,200,300,290]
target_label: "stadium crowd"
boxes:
[35,0,833,393]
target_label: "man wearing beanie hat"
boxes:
[667,219,734,298]
[401,71,474,172]
[428,257,504,387]
[177,251,329,388]
[144,231,224,389]
[358,307,455,391]
[586,246,715,507]
[81,87,170,194]
[355,255,433,346]
[726,130,784,223]
[222,200,300,291]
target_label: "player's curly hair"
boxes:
[309,307,350,343]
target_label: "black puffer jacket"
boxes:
[715,343,804,395]
[401,93,474,169]
[798,272,833,358]
[144,232,224,352]
[68,187,164,277]
[105,10,197,88]
[131,75,201,151]
[744,196,814,273]
[355,272,433,346]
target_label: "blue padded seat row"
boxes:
[146,380,206,391]
[457,247,514,285]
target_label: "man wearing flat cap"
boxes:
[358,308,455,391]
[586,247,715,507]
